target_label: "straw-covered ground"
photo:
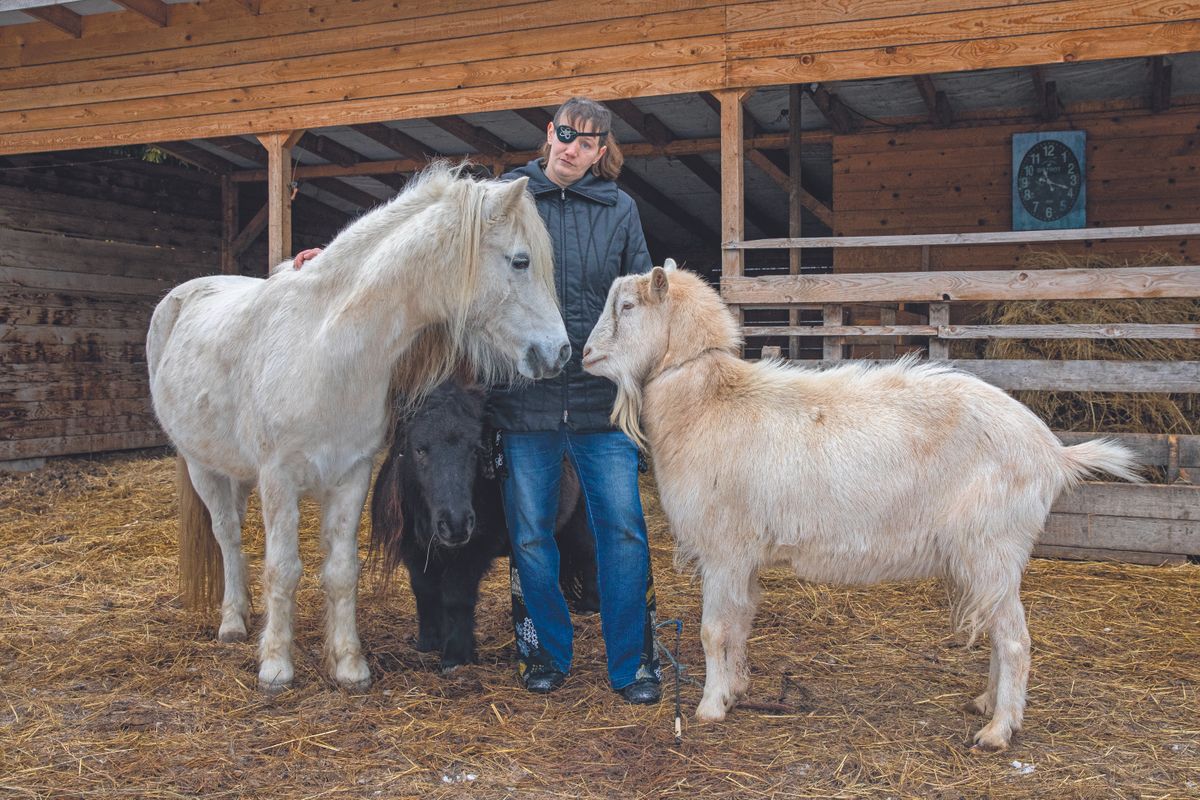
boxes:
[1,451,1197,799]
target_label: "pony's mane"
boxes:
[311,161,554,411]
[612,269,741,450]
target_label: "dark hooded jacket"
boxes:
[488,158,652,433]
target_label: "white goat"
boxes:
[582,261,1141,751]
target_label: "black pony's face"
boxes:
[402,384,487,549]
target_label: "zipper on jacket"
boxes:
[559,188,569,428]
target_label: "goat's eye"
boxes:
[620,300,635,312]
[511,253,530,270]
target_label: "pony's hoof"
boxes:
[333,656,370,691]
[695,696,729,723]
[258,659,294,694]
[218,626,247,643]
[971,722,1011,752]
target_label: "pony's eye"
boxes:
[511,254,530,270]
[414,447,428,458]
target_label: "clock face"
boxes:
[1016,139,1082,222]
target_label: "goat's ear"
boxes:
[662,257,678,272]
[649,266,670,302]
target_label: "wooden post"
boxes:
[788,83,803,359]
[822,303,845,361]
[219,174,238,275]
[928,302,950,360]
[256,130,304,271]
[719,89,747,348]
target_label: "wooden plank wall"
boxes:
[832,108,1200,273]
[0,167,222,460]
[1,1,1199,154]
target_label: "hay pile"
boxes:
[964,251,1199,435]
[1,451,1198,799]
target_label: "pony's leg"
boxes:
[187,465,250,642]
[257,470,303,692]
[973,590,1031,751]
[696,561,756,722]
[318,459,372,691]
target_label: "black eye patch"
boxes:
[555,125,607,145]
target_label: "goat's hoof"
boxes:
[965,693,993,716]
[971,723,1011,752]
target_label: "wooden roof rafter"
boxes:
[112,0,170,27]
[203,135,357,219]
[352,122,441,163]
[913,75,954,128]
[618,166,717,243]
[24,4,82,38]
[1151,56,1173,112]
[295,131,404,194]
[609,98,781,238]
[805,84,859,135]
[428,116,509,158]
[1030,66,1061,122]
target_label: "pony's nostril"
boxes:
[465,512,475,535]
[558,343,571,365]
[437,518,450,536]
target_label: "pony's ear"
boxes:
[491,177,529,220]
[662,258,678,272]
[649,266,670,302]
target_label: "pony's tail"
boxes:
[368,431,407,583]
[177,455,222,610]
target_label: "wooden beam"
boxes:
[512,107,555,133]
[220,175,238,274]
[230,0,260,13]
[206,136,352,220]
[353,123,440,162]
[25,5,82,38]
[732,224,1200,250]
[611,97,777,237]
[154,142,234,174]
[230,202,269,259]
[297,132,362,167]
[745,150,833,229]
[912,75,954,128]
[721,265,1200,305]
[718,89,746,280]
[805,85,858,135]
[112,0,169,27]
[428,116,509,157]
[1151,56,1173,113]
[1031,66,1060,122]
[618,168,714,243]
[787,83,803,358]
[309,177,382,210]
[607,99,674,148]
[256,131,300,269]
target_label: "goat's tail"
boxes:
[177,455,223,610]
[1060,438,1145,487]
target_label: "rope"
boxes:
[653,618,699,743]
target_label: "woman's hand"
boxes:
[293,247,324,269]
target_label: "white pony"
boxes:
[582,260,1141,750]
[147,163,568,692]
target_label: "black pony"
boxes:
[369,380,599,671]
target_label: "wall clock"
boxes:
[1012,131,1086,231]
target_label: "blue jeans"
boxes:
[503,429,659,689]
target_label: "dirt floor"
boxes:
[1,450,1197,799]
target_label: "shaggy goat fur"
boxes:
[582,262,1141,751]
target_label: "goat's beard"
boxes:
[610,373,648,452]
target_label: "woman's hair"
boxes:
[539,96,624,181]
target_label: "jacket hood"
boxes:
[507,158,618,206]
